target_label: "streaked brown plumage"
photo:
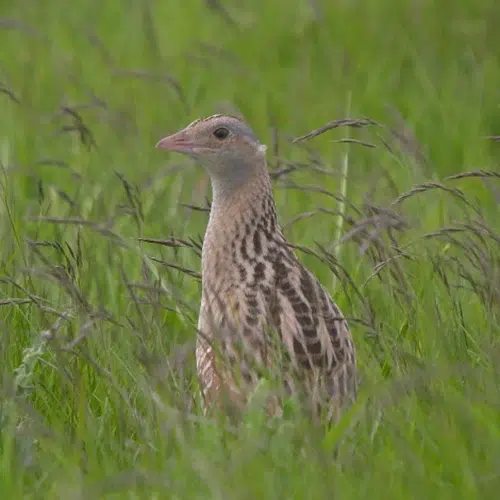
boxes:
[156,115,357,421]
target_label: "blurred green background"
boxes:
[1,0,499,498]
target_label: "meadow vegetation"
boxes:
[0,0,499,497]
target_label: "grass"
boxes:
[1,0,500,497]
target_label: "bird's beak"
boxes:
[155,130,198,154]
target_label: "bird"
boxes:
[156,114,357,422]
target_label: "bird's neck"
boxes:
[209,163,273,220]
[202,165,282,283]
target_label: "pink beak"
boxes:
[155,131,198,154]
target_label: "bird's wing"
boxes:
[271,251,357,400]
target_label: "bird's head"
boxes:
[156,115,267,182]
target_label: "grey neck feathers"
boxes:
[202,156,281,283]
[209,157,272,214]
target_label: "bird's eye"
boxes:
[213,127,230,140]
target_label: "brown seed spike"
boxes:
[155,115,357,421]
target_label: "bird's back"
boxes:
[196,188,357,420]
